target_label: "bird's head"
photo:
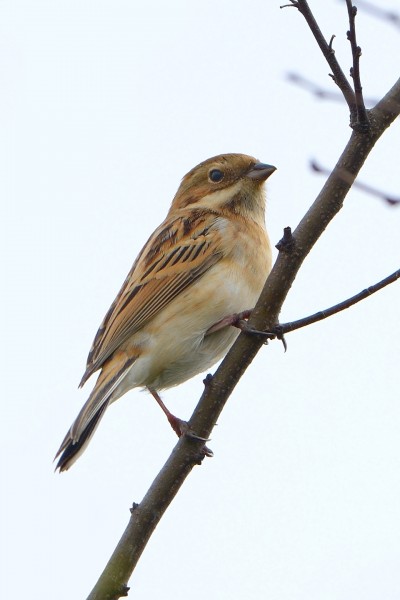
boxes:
[170,153,276,222]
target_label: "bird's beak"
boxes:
[246,162,276,181]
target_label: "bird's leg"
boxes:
[206,309,253,334]
[207,308,273,338]
[147,387,213,456]
[148,386,189,436]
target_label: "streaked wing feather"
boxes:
[80,211,224,384]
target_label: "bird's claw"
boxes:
[237,320,288,351]
[170,416,213,456]
[183,426,210,443]
[273,325,288,352]
[237,320,275,344]
[186,434,214,458]
[184,426,214,458]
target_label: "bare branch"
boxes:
[371,76,400,125]
[281,0,357,120]
[207,264,400,355]
[224,269,400,341]
[84,0,400,590]
[85,75,400,600]
[277,269,400,334]
[86,440,207,600]
[311,159,400,206]
[346,0,369,130]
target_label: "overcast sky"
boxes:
[2,1,400,599]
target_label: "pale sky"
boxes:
[2,2,400,599]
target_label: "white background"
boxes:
[1,1,400,599]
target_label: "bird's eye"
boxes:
[208,169,224,183]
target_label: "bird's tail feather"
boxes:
[55,401,109,471]
[55,352,137,471]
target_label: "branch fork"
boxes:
[85,4,400,597]
[282,0,370,130]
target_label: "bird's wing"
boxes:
[80,209,225,385]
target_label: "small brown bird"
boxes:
[55,153,276,470]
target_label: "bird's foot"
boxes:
[148,387,213,457]
[206,309,253,334]
[207,311,287,350]
[167,414,213,457]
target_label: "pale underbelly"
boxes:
[112,260,266,395]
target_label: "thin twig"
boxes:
[84,44,400,600]
[311,160,400,206]
[346,0,369,130]
[231,269,400,342]
[278,269,400,334]
[281,0,357,120]
[86,76,400,600]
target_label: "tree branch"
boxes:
[281,0,357,119]
[85,4,400,597]
[276,268,400,335]
[86,75,400,599]
[372,76,400,126]
[346,0,369,130]
[227,268,400,342]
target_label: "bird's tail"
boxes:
[55,352,136,471]
[54,401,109,471]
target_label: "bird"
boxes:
[55,153,276,471]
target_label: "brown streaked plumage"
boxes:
[55,153,276,470]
